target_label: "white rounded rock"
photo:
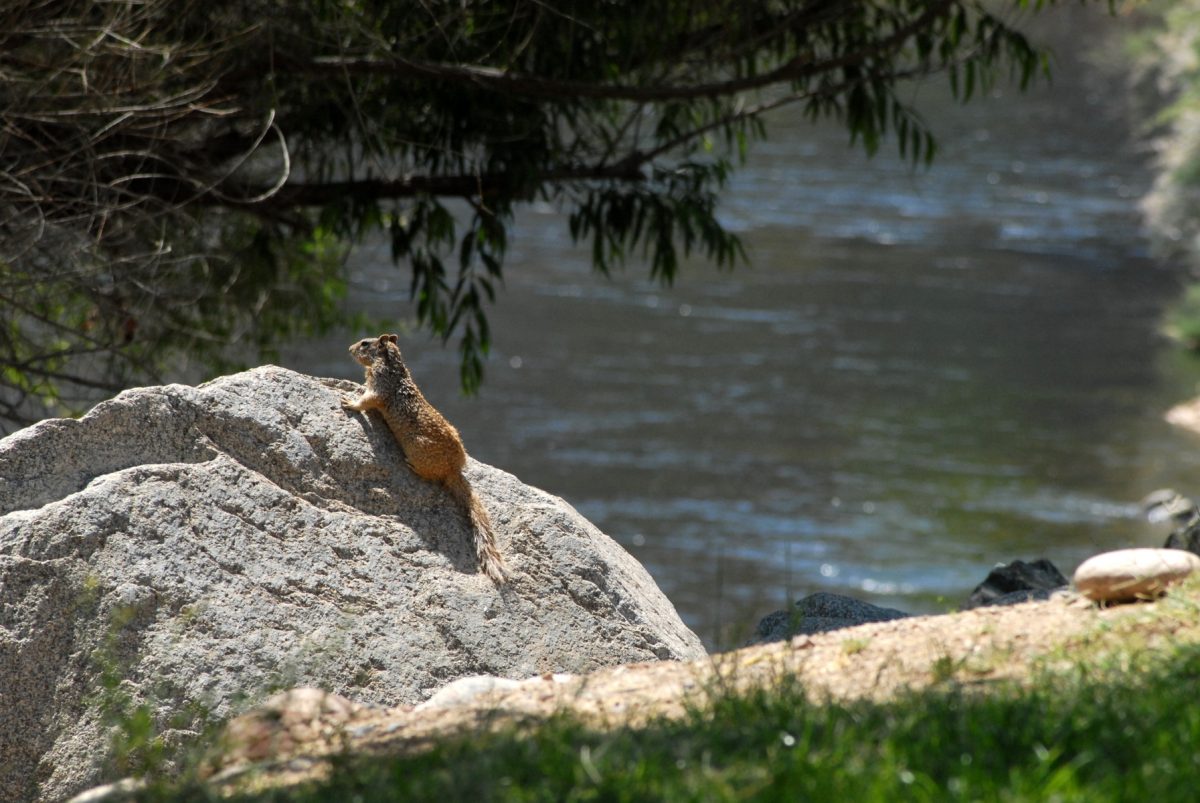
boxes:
[1073,548,1200,602]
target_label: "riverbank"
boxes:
[111,579,1200,801]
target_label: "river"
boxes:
[285,11,1200,649]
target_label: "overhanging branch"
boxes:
[219,159,651,209]
[287,0,957,103]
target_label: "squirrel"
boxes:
[342,334,508,584]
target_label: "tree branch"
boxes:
[213,159,651,208]
[284,0,957,103]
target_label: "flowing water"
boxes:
[285,15,1200,649]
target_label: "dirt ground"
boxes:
[204,583,1200,794]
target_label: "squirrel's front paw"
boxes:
[341,396,359,411]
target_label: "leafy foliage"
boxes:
[1133,1,1200,348]
[1,0,1079,426]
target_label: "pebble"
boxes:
[65,779,146,803]
[1073,548,1200,602]
[414,675,522,711]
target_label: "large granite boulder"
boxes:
[0,366,704,802]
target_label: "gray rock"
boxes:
[963,558,1068,609]
[0,366,705,802]
[747,592,912,644]
[1142,488,1198,527]
[1142,489,1200,557]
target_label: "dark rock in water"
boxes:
[964,559,1068,609]
[1164,527,1200,555]
[747,592,911,645]
[1142,488,1199,526]
[1143,489,1200,557]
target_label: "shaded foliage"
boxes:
[1133,1,1200,349]
[1,0,1080,427]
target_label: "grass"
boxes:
[130,641,1200,803]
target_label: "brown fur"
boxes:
[344,334,508,584]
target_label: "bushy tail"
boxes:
[445,472,508,585]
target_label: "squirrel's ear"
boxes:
[386,334,398,343]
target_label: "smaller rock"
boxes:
[748,592,911,645]
[964,558,1068,609]
[1073,548,1200,603]
[1164,526,1200,556]
[65,778,146,803]
[1140,489,1200,557]
[1142,489,1199,526]
[415,672,575,712]
[415,676,524,711]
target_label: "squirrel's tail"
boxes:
[445,472,508,585]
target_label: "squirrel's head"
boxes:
[348,333,402,368]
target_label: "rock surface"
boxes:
[219,687,369,768]
[0,366,705,803]
[963,558,1069,609]
[1073,548,1200,602]
[747,592,911,644]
